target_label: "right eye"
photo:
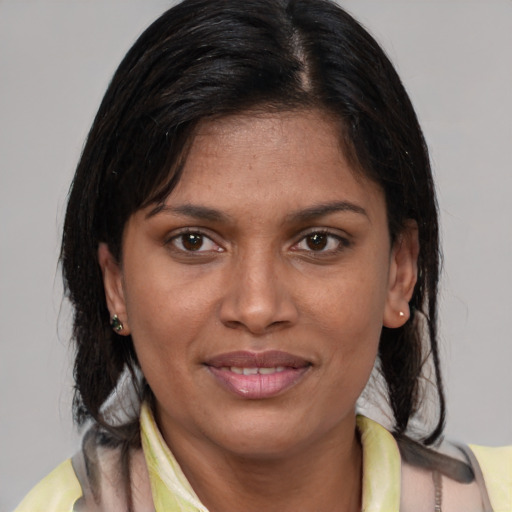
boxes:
[170,232,223,253]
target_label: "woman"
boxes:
[15,0,510,511]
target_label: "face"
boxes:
[99,110,417,461]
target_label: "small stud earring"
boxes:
[110,314,124,333]
[399,311,405,318]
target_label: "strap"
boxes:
[432,470,443,512]
[455,444,494,512]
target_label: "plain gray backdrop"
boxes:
[1,1,511,510]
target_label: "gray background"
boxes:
[1,1,511,510]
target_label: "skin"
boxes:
[99,109,418,512]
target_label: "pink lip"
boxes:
[205,351,311,399]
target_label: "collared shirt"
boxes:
[15,403,512,511]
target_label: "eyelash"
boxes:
[291,230,351,255]
[166,229,350,257]
[167,229,223,254]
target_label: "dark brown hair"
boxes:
[62,0,443,450]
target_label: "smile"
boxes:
[224,366,286,375]
[205,351,311,399]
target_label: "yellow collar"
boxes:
[140,403,401,512]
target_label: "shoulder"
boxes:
[358,415,511,512]
[400,440,512,512]
[14,443,153,512]
[469,444,512,512]
[14,458,82,512]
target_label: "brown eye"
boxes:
[306,233,328,251]
[293,231,348,254]
[170,231,223,253]
[181,233,204,251]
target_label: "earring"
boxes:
[399,311,405,318]
[110,314,124,333]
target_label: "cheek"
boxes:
[121,258,230,385]
[124,254,219,328]
[308,263,389,336]
[306,262,388,381]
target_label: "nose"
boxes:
[219,249,299,335]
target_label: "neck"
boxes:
[162,417,363,512]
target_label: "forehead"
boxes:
[163,110,385,223]
[192,109,342,155]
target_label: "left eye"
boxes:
[294,232,345,252]
[171,232,222,252]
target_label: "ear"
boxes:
[383,220,419,328]
[97,242,130,335]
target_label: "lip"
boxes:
[205,350,311,399]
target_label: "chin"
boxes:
[202,409,328,460]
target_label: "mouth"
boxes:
[204,350,311,399]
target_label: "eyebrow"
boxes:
[285,201,369,224]
[147,200,368,223]
[146,203,232,222]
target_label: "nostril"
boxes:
[221,318,292,335]
[223,319,244,330]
